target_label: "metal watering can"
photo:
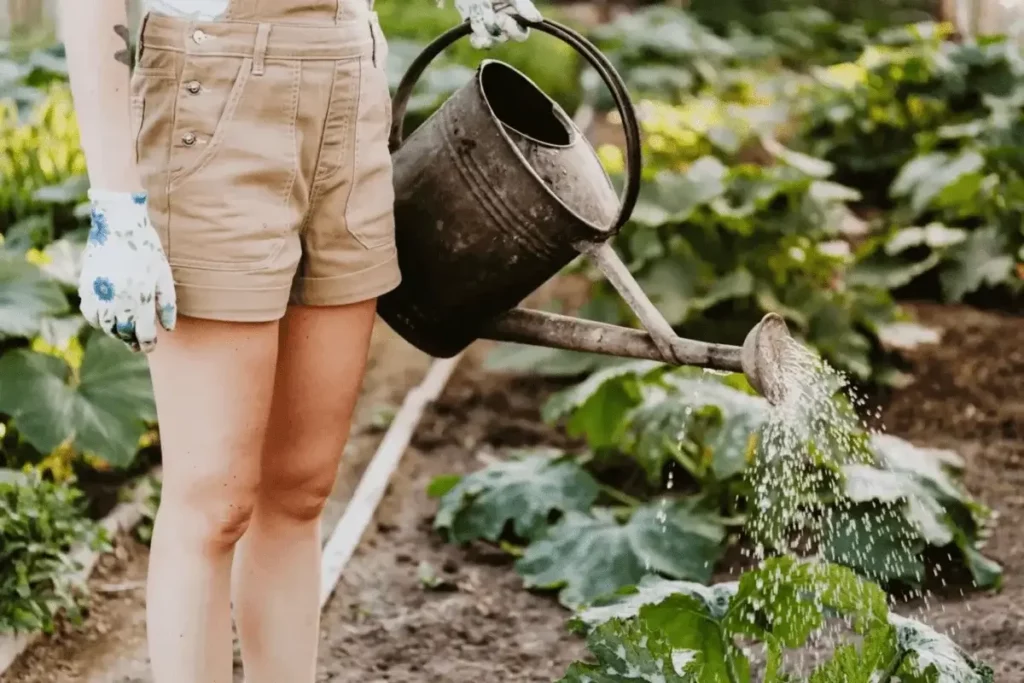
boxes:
[377,18,792,405]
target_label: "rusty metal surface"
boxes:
[377,60,617,358]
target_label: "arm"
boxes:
[60,0,177,351]
[59,0,142,193]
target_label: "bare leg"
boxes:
[145,316,279,683]
[232,301,377,683]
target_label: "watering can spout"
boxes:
[481,310,791,406]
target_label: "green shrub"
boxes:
[0,469,109,634]
[377,0,582,117]
[0,74,153,475]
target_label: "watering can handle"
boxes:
[388,17,642,234]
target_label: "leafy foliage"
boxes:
[797,25,1024,300]
[0,469,109,634]
[824,435,1000,589]
[376,0,581,126]
[562,557,994,683]
[537,366,999,589]
[0,333,156,468]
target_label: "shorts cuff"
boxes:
[173,281,292,322]
[292,252,401,306]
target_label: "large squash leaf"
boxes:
[560,558,992,683]
[558,618,698,683]
[542,361,664,449]
[515,500,726,608]
[432,449,600,544]
[0,333,155,466]
[826,435,1002,588]
[624,375,767,483]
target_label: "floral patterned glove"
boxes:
[78,189,177,353]
[453,0,542,49]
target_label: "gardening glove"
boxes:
[453,0,542,49]
[78,189,177,353]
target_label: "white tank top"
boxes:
[145,0,230,20]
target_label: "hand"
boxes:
[454,0,542,49]
[78,189,177,353]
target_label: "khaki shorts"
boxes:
[130,12,401,322]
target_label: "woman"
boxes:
[59,0,540,680]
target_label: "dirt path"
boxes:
[314,349,585,682]
[879,303,1024,679]
[2,320,434,683]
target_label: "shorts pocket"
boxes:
[346,56,396,250]
[165,56,302,271]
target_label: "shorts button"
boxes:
[182,132,197,145]
[192,29,208,43]
[186,80,201,94]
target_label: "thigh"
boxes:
[148,316,280,508]
[260,301,377,487]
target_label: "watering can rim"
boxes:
[471,58,615,235]
[475,58,580,152]
[387,17,644,236]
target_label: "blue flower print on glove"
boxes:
[78,189,177,353]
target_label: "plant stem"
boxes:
[878,650,908,683]
[599,483,643,508]
[669,447,702,480]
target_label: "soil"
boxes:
[3,302,1023,682]
[876,303,1024,679]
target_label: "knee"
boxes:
[258,464,337,523]
[161,473,259,554]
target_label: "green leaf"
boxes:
[891,151,985,216]
[725,556,889,648]
[433,449,600,544]
[768,140,836,178]
[808,624,900,683]
[633,158,728,226]
[592,589,748,683]
[962,546,1003,590]
[574,574,738,631]
[38,238,84,288]
[542,361,662,449]
[891,614,995,683]
[37,314,87,349]
[426,474,461,499]
[558,619,699,683]
[0,252,70,338]
[939,226,1014,301]
[822,501,927,585]
[2,214,53,254]
[841,464,952,546]
[31,173,89,204]
[516,501,726,608]
[623,375,767,483]
[0,333,155,466]
[885,223,968,255]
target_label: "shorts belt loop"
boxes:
[252,23,272,76]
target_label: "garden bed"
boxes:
[2,304,1020,682]
[312,301,1022,680]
